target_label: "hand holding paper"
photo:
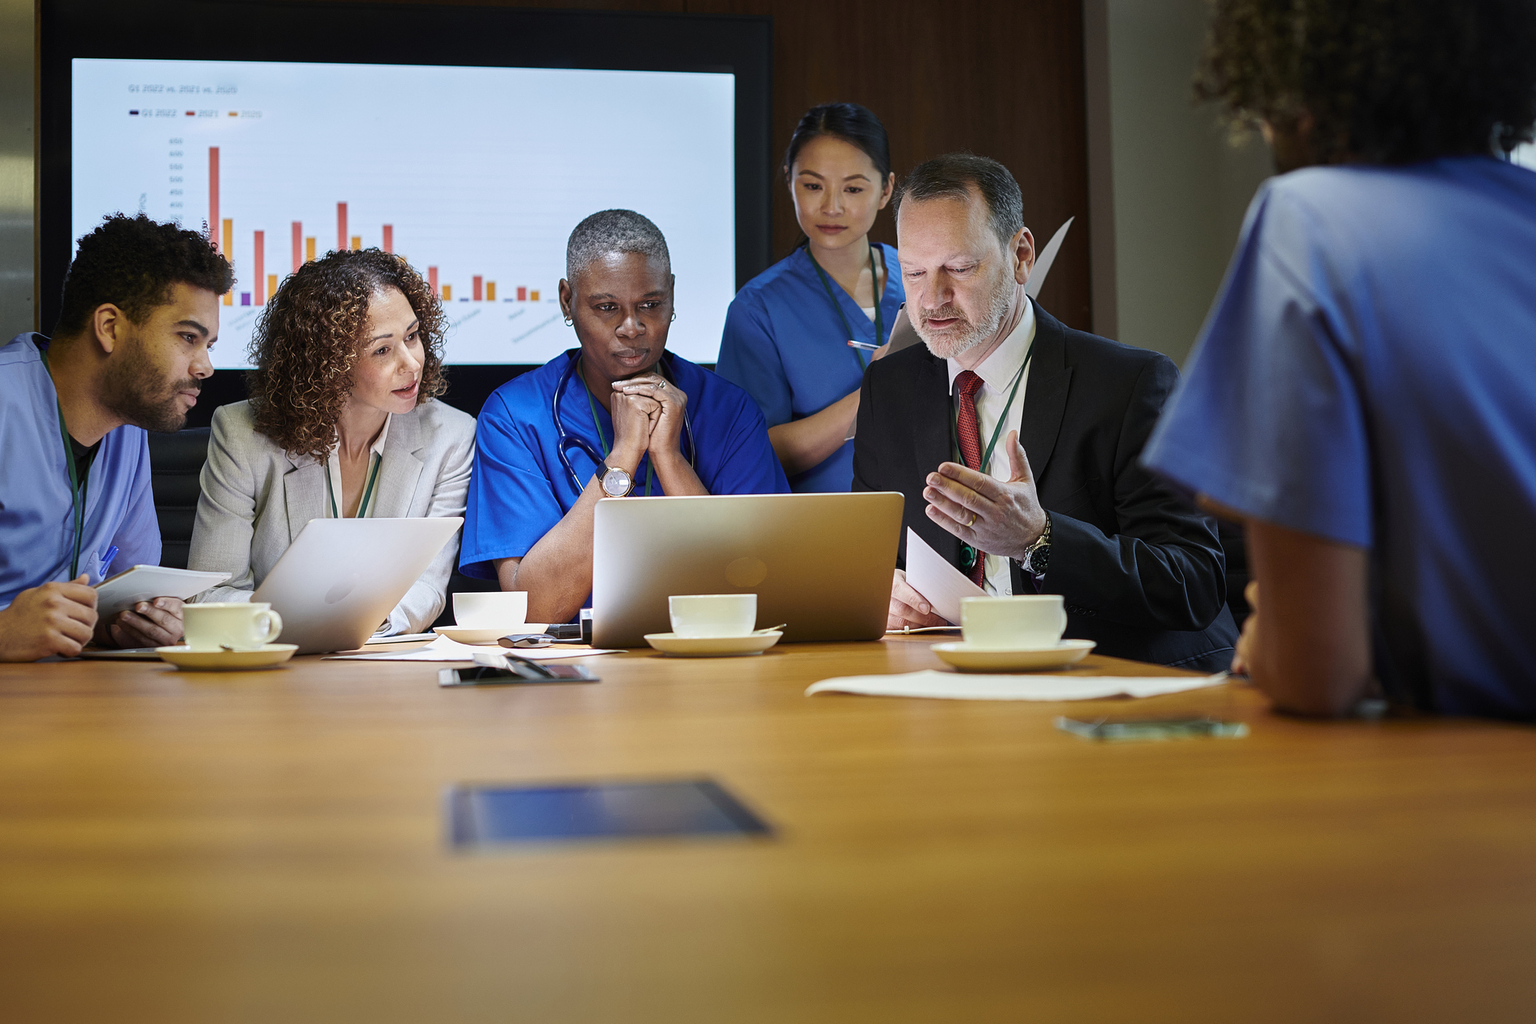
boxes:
[897,528,985,627]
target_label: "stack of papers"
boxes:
[805,670,1229,701]
[325,636,619,662]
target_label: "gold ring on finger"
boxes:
[967,511,977,527]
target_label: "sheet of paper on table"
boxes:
[325,636,621,662]
[904,527,985,625]
[805,670,1229,701]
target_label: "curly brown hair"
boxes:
[246,249,448,460]
[1197,0,1536,165]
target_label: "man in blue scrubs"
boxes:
[1143,0,1536,717]
[461,210,787,624]
[0,214,232,661]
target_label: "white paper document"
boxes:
[805,670,1229,702]
[95,565,231,619]
[325,636,620,662]
[904,528,986,625]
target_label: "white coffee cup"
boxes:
[453,591,529,629]
[183,601,283,652]
[668,594,757,638]
[961,595,1067,649]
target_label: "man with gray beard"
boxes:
[852,154,1236,670]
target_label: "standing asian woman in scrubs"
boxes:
[716,103,903,493]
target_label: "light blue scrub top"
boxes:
[459,349,790,602]
[1143,157,1536,718]
[0,333,161,606]
[716,243,904,493]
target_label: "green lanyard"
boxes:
[39,348,87,579]
[807,242,886,372]
[584,382,656,496]
[328,451,382,519]
[951,335,1037,574]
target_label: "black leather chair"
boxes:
[147,427,211,570]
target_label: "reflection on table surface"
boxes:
[0,637,1531,1023]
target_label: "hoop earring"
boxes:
[670,311,677,323]
[563,315,574,327]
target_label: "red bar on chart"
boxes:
[253,231,265,304]
[472,276,483,301]
[336,203,347,252]
[222,219,234,305]
[428,266,438,292]
[516,286,527,301]
[382,225,393,253]
[291,222,302,272]
[208,147,219,249]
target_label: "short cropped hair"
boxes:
[565,209,671,285]
[1197,0,1536,163]
[54,213,233,337]
[894,153,1025,248]
[246,249,448,460]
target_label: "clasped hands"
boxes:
[0,575,185,661]
[888,430,1049,630]
[607,372,689,469]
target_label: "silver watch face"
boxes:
[601,466,632,497]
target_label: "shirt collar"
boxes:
[946,298,1037,394]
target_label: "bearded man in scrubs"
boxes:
[0,214,232,661]
[461,209,787,625]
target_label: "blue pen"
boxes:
[100,544,120,577]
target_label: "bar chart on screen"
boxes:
[72,58,736,368]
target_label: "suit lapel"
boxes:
[282,453,327,541]
[911,350,963,567]
[1018,301,1072,483]
[372,410,425,517]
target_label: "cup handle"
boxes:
[1056,606,1067,635]
[256,610,283,645]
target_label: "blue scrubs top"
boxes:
[460,349,789,594]
[716,243,904,493]
[0,333,161,606]
[1143,157,1536,718]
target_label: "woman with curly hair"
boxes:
[1143,0,1536,718]
[188,249,476,634]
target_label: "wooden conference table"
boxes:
[1,637,1534,1022]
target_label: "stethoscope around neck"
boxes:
[552,348,698,506]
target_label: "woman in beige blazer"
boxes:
[189,249,475,634]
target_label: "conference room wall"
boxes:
[0,0,33,344]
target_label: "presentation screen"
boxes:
[70,58,736,369]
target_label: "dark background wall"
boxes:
[306,0,1093,332]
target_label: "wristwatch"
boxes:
[598,463,634,497]
[1022,512,1052,577]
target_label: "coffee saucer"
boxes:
[644,631,783,657]
[931,639,1095,672]
[156,643,299,671]
[434,626,523,645]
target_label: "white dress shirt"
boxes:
[945,301,1038,595]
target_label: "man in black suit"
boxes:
[853,154,1236,670]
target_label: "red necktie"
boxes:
[954,370,986,587]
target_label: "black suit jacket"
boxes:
[852,302,1237,671]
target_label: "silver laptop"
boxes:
[591,492,904,648]
[252,517,463,653]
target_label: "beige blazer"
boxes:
[188,399,477,634]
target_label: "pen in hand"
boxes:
[846,340,880,352]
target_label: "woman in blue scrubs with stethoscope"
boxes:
[716,103,902,493]
[460,209,788,624]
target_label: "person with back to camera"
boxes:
[0,213,232,661]
[459,209,788,625]
[716,103,903,492]
[188,249,476,635]
[1143,0,1536,718]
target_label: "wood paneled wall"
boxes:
[316,0,1093,330]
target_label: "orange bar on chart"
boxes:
[222,219,233,305]
[208,148,219,250]
[291,222,302,271]
[472,276,482,301]
[530,290,540,302]
[336,203,347,252]
[428,266,438,293]
[442,284,452,301]
[305,237,316,262]
[350,236,361,251]
[267,274,277,300]
[486,282,496,302]
[516,286,526,301]
[253,231,265,304]
[382,225,393,253]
